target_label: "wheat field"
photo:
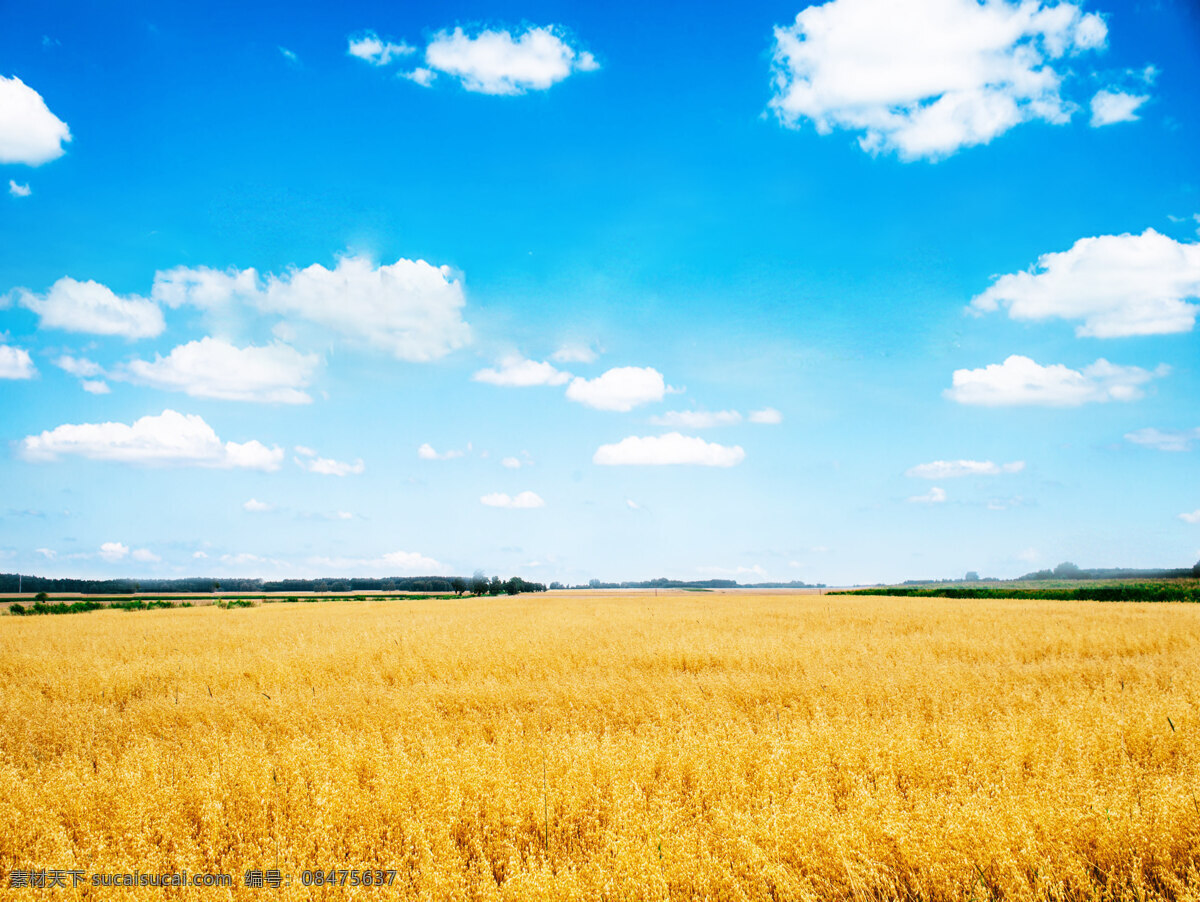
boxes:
[1,593,1199,900]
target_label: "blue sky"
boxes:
[0,0,1197,585]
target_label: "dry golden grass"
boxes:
[1,593,1199,900]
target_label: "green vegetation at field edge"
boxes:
[831,581,1200,603]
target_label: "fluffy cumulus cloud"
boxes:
[908,486,948,504]
[243,498,273,512]
[423,26,598,95]
[593,433,745,467]
[154,257,469,361]
[566,366,672,412]
[9,180,31,197]
[473,355,570,387]
[19,409,283,470]
[970,230,1200,337]
[1124,427,1200,452]
[906,459,1025,478]
[118,337,319,404]
[0,345,36,379]
[1180,510,1200,525]
[945,355,1166,406]
[769,0,1108,160]
[346,31,414,66]
[259,256,469,361]
[480,491,545,509]
[293,446,364,476]
[98,542,129,562]
[0,76,71,165]
[18,277,165,338]
[1090,88,1148,126]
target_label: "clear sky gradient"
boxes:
[1,0,1198,585]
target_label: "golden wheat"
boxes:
[1,593,1199,900]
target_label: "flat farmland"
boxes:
[1,594,1199,900]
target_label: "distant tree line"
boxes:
[0,574,546,596]
[1016,561,1200,581]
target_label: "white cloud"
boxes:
[566,366,672,412]
[309,549,448,575]
[243,498,273,512]
[18,277,165,338]
[424,26,598,95]
[1125,427,1200,452]
[403,68,437,87]
[551,344,597,364]
[34,547,55,559]
[945,355,1166,406]
[650,409,742,428]
[0,345,36,379]
[473,355,570,387]
[1180,510,1200,524]
[908,486,947,504]
[293,446,364,476]
[906,459,1025,478]
[279,47,299,65]
[748,407,783,424]
[347,31,415,66]
[53,354,103,378]
[118,337,319,404]
[0,76,71,165]
[593,433,745,467]
[626,499,641,510]
[54,355,109,393]
[192,551,208,560]
[151,265,260,309]
[259,256,469,361]
[131,548,160,563]
[1090,89,1148,126]
[98,542,129,562]
[501,456,522,469]
[9,180,31,197]
[769,0,1107,160]
[20,409,283,470]
[418,442,465,460]
[480,491,545,509]
[969,229,1200,337]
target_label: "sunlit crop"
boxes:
[1,593,1198,900]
